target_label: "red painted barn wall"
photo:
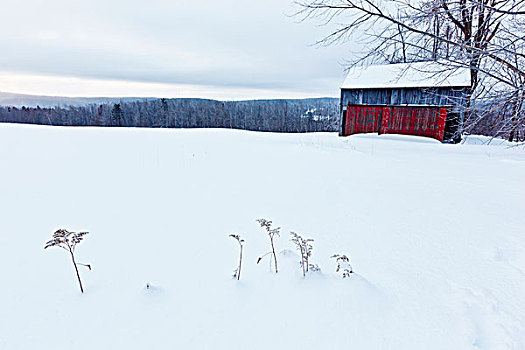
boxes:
[343,104,447,142]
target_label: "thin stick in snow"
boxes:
[229,234,245,280]
[256,219,280,273]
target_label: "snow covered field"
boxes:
[0,123,524,349]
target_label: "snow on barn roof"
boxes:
[341,61,471,90]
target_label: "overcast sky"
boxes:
[0,0,351,99]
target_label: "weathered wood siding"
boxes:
[340,87,469,112]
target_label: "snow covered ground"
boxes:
[0,124,524,349]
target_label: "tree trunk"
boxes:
[508,89,524,142]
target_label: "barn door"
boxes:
[343,104,382,136]
[380,106,447,141]
[343,104,448,141]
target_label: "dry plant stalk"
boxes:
[331,254,353,278]
[44,229,91,293]
[229,234,245,280]
[256,219,280,273]
[291,232,315,277]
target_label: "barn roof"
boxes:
[341,61,471,90]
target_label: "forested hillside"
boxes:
[0,98,339,133]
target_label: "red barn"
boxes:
[339,62,471,143]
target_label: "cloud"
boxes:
[0,0,349,97]
[0,72,338,100]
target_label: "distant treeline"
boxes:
[0,98,339,133]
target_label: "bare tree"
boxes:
[296,0,525,139]
[44,229,91,293]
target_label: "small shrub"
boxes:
[229,234,245,280]
[330,254,353,278]
[290,232,319,276]
[256,219,280,273]
[44,229,91,293]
